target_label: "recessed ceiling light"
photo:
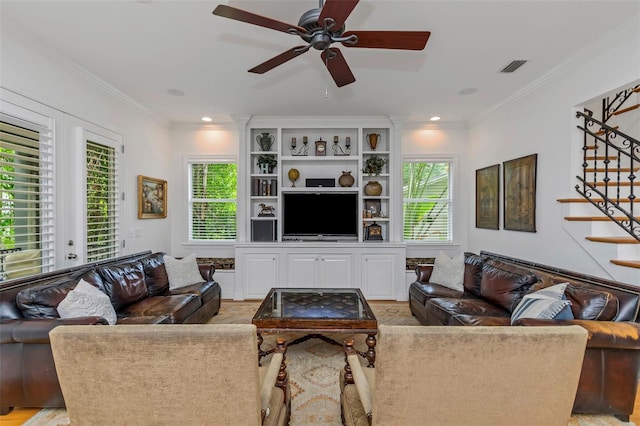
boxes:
[201,116,213,122]
[430,116,441,121]
[167,89,185,96]
[459,88,478,96]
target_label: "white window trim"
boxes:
[184,155,238,244]
[402,154,458,245]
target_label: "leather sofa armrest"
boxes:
[414,264,434,283]
[198,264,216,281]
[0,317,108,344]
[514,318,640,350]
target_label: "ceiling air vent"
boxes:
[500,60,528,73]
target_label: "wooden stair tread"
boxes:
[585,167,639,173]
[585,236,639,244]
[557,198,632,203]
[585,156,618,160]
[612,103,639,116]
[564,216,639,221]
[595,126,619,136]
[610,259,640,269]
[589,181,633,187]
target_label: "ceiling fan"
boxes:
[212,0,430,87]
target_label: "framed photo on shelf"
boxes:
[138,175,167,219]
[503,154,537,232]
[364,199,382,218]
[475,164,500,230]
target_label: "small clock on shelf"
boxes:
[365,222,383,241]
[315,139,326,156]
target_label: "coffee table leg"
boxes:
[366,333,376,368]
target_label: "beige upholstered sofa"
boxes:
[340,325,588,426]
[50,324,290,426]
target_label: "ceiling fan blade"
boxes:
[248,46,309,74]
[342,31,431,50]
[213,4,306,35]
[321,48,356,88]
[319,0,359,30]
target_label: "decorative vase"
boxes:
[366,133,380,151]
[364,180,382,196]
[256,132,275,151]
[338,171,355,187]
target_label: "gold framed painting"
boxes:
[475,164,500,230]
[138,175,167,219]
[503,154,537,232]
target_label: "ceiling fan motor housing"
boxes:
[298,8,345,50]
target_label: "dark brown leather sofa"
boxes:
[409,251,640,421]
[0,250,221,415]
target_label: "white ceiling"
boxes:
[1,0,639,124]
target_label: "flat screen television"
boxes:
[282,192,358,241]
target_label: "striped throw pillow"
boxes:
[511,283,574,325]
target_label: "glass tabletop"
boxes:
[254,288,375,321]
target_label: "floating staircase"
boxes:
[560,83,639,284]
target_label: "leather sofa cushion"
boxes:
[16,276,79,318]
[117,315,171,324]
[409,283,463,306]
[480,260,539,312]
[170,281,218,304]
[565,284,619,321]
[414,265,433,283]
[463,253,485,297]
[117,294,200,324]
[450,314,512,326]
[140,252,170,296]
[97,261,148,311]
[426,298,510,325]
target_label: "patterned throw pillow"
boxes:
[429,251,465,292]
[163,254,204,290]
[57,279,117,325]
[511,283,574,325]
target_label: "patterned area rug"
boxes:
[24,301,635,426]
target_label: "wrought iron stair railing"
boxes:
[603,84,640,123]
[575,110,638,241]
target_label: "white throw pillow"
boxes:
[163,254,204,290]
[429,251,465,291]
[57,279,117,325]
[511,283,574,325]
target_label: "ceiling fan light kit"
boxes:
[212,0,430,88]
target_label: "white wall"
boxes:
[467,17,640,279]
[1,24,173,258]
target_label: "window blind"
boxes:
[86,140,119,261]
[403,161,452,242]
[189,162,237,241]
[0,119,55,279]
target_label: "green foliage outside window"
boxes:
[0,146,16,248]
[403,162,451,241]
[191,162,237,240]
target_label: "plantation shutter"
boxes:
[189,162,237,241]
[0,119,55,279]
[403,161,452,242]
[86,140,119,261]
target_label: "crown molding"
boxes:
[470,14,640,125]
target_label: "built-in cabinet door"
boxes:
[319,255,353,287]
[286,254,353,288]
[243,254,279,299]
[286,255,319,287]
[361,254,397,299]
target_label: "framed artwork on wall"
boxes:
[503,154,537,232]
[475,164,500,230]
[138,175,167,219]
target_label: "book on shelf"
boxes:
[252,178,277,196]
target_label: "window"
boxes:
[85,140,119,262]
[403,160,452,242]
[0,118,55,279]
[189,160,237,241]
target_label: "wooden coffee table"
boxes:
[252,288,378,367]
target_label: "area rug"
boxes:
[23,301,635,426]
